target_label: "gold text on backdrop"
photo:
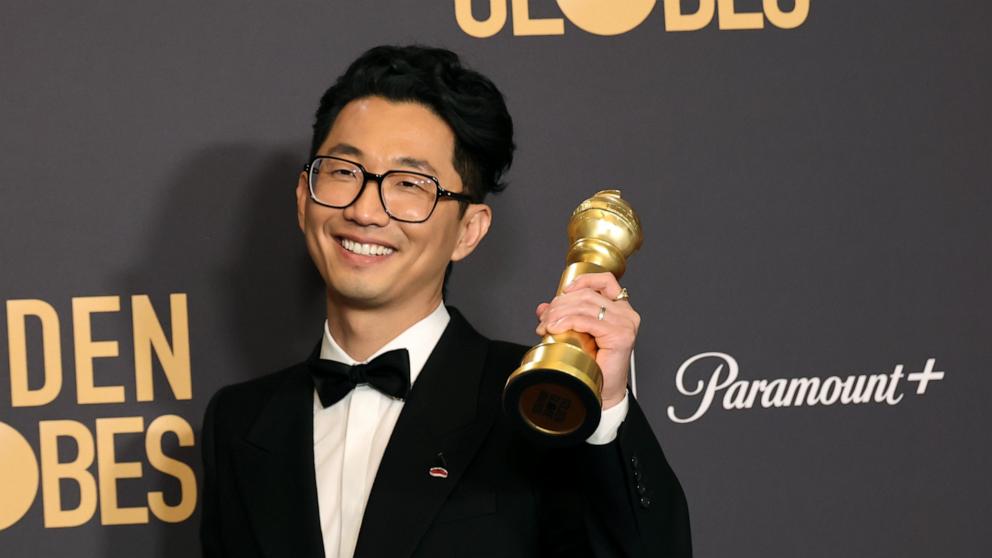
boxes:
[1,294,197,530]
[455,0,810,37]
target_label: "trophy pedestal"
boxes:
[503,340,603,446]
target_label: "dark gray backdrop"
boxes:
[2,1,990,557]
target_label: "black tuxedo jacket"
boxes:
[200,308,691,557]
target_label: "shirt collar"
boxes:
[319,303,450,386]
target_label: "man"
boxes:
[200,45,691,558]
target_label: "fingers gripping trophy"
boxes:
[503,190,642,446]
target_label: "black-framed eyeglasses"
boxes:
[303,156,475,223]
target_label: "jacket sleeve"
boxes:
[543,396,692,558]
[609,396,692,557]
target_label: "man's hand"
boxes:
[535,272,638,410]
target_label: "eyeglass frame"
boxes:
[303,155,476,223]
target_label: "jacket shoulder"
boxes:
[203,364,305,432]
[483,339,529,381]
[210,364,297,404]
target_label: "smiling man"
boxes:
[200,45,691,558]
[300,97,491,359]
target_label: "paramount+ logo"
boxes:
[0,293,196,531]
[455,0,810,37]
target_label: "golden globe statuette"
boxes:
[503,189,642,446]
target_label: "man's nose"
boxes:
[343,177,390,226]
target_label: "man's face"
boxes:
[297,96,490,312]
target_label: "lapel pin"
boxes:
[429,452,449,479]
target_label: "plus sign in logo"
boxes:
[907,358,945,395]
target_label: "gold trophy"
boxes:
[503,189,642,445]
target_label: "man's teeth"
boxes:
[340,238,394,256]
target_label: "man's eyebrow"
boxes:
[325,143,363,157]
[325,144,438,176]
[393,156,438,176]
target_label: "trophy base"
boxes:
[503,342,603,447]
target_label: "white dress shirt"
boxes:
[312,303,630,558]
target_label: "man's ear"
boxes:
[451,203,492,262]
[296,172,309,232]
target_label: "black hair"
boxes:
[310,45,515,202]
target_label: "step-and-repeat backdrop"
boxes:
[2,2,989,557]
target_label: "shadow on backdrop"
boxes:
[113,143,323,558]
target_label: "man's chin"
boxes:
[326,281,392,309]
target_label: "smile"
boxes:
[338,237,395,256]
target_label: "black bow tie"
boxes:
[307,348,411,408]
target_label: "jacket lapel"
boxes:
[354,308,496,558]
[232,364,325,558]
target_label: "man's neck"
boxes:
[324,293,443,362]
